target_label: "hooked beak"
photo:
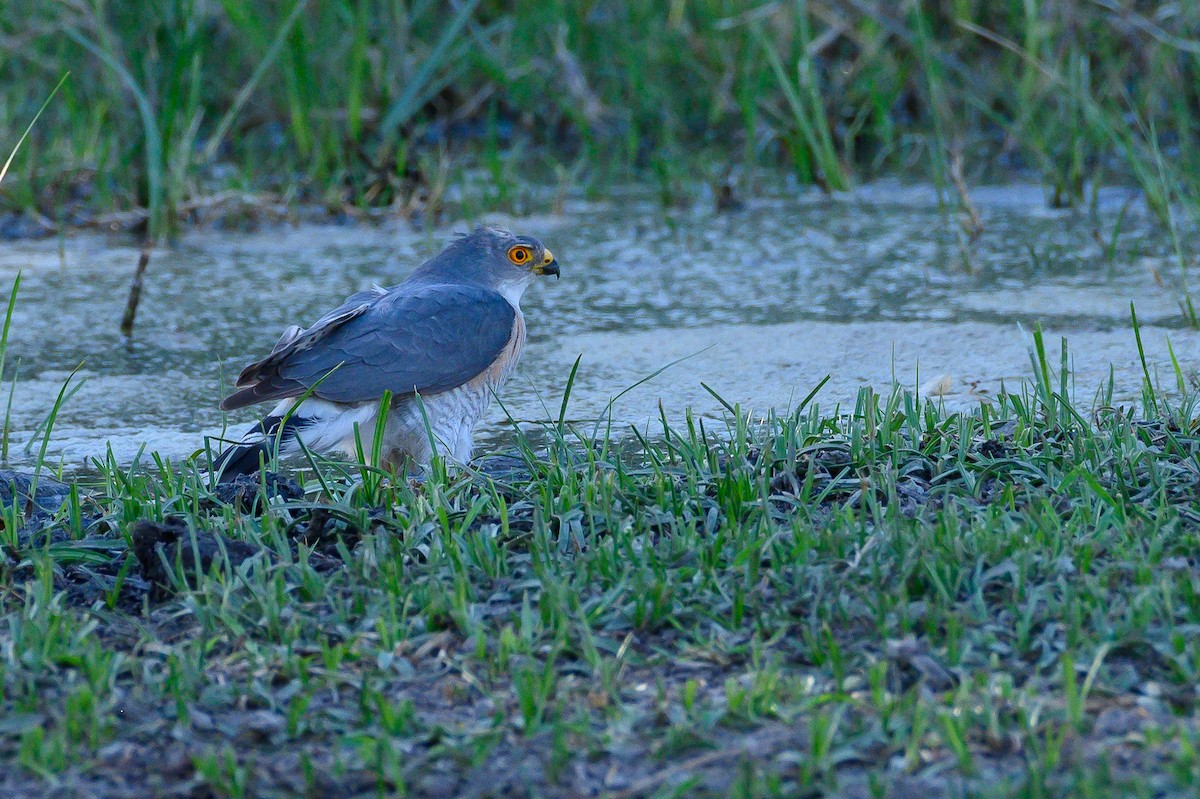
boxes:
[537,248,560,279]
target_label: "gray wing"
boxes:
[220,283,516,410]
[268,285,390,355]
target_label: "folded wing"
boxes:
[220,283,517,410]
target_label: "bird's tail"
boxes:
[212,413,309,482]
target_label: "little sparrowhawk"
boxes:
[213,227,558,479]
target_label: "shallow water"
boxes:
[0,180,1194,468]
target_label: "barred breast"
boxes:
[477,309,527,390]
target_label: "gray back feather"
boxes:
[221,283,516,410]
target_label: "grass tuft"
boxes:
[2,331,1199,794]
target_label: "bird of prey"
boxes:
[213,227,558,480]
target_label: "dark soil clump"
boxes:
[0,470,72,514]
[130,518,261,599]
[208,471,304,513]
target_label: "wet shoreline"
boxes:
[0,181,1192,467]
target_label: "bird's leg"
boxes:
[381,447,420,476]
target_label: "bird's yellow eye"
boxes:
[507,245,532,265]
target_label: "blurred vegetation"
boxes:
[1,1,1199,234]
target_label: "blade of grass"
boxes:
[379,0,483,139]
[200,0,312,165]
[0,73,70,187]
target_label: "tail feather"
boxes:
[213,413,310,482]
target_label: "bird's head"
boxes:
[418,226,559,291]
[478,227,559,279]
